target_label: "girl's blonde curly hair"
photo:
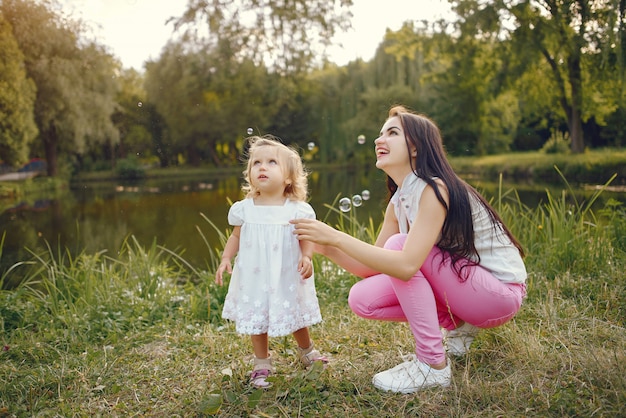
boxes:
[242,135,309,201]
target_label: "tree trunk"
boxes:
[187,144,201,166]
[207,145,221,167]
[568,50,585,153]
[569,106,585,153]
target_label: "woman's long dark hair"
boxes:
[385,106,524,279]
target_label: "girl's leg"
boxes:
[251,333,269,359]
[292,327,328,367]
[250,333,273,388]
[292,327,311,349]
[348,234,445,366]
[349,272,445,365]
[388,274,446,366]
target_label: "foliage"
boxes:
[1,0,119,176]
[498,170,620,279]
[540,129,571,154]
[1,0,625,176]
[173,0,354,74]
[450,0,625,153]
[0,12,37,166]
[109,69,155,164]
[115,156,145,180]
[0,179,624,415]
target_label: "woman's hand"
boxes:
[291,218,339,247]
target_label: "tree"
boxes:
[111,68,154,162]
[1,0,119,176]
[451,0,625,153]
[146,40,279,167]
[145,42,224,166]
[173,0,353,74]
[0,13,37,166]
[365,21,512,155]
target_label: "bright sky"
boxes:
[61,0,454,71]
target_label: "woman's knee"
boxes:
[347,282,369,316]
[347,275,395,318]
[383,233,407,250]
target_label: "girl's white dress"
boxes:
[221,198,322,336]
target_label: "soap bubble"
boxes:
[247,127,254,135]
[352,194,363,207]
[307,142,315,151]
[338,197,352,212]
[361,190,370,200]
[357,134,366,144]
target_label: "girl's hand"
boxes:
[291,218,339,246]
[298,255,313,279]
[215,258,232,285]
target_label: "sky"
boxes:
[60,0,454,71]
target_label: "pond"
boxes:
[1,165,623,279]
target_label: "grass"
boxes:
[0,178,625,417]
[449,148,626,186]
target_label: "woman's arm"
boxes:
[313,202,400,278]
[293,184,447,281]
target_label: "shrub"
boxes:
[541,129,571,154]
[115,156,145,180]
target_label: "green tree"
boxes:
[1,0,119,176]
[174,0,353,75]
[146,40,279,167]
[369,21,508,155]
[0,12,37,166]
[145,43,223,166]
[433,32,520,154]
[451,0,625,153]
[111,68,153,162]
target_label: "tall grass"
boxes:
[0,178,624,416]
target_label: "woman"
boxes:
[291,106,527,394]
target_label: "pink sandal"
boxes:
[297,343,329,368]
[250,356,274,388]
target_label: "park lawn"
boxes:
[1,252,624,416]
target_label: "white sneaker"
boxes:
[372,358,451,394]
[443,322,480,356]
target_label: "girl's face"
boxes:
[374,116,415,182]
[249,146,290,196]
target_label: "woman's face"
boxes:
[374,116,414,182]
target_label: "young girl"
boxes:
[215,135,327,389]
[291,106,527,394]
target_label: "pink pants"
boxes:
[348,233,526,365]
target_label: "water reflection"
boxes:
[1,168,623,278]
[0,167,388,276]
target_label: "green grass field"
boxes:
[1,176,625,416]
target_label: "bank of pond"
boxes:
[1,148,625,286]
